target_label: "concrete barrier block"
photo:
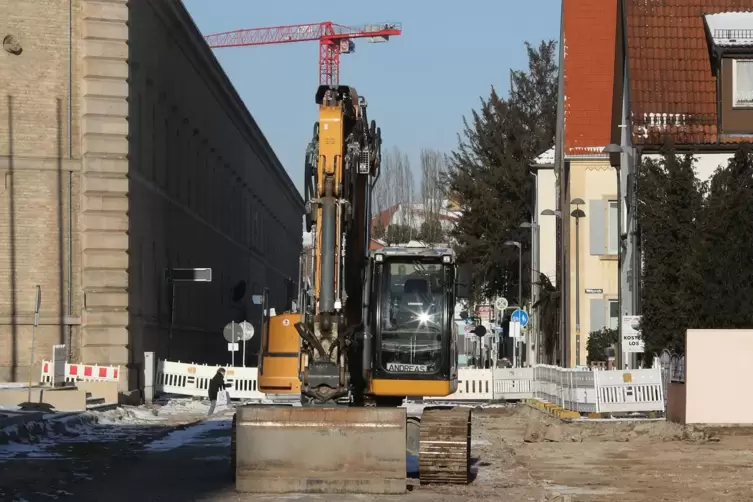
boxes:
[76,380,119,404]
[0,387,87,412]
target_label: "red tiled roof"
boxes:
[563,0,619,155]
[626,0,753,146]
[371,206,398,230]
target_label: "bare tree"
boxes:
[419,148,447,243]
[371,147,416,242]
[373,147,401,215]
[394,149,414,231]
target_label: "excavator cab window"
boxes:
[375,258,453,376]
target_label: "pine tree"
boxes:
[695,144,753,329]
[636,142,703,354]
[444,40,558,300]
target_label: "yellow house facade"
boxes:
[567,158,619,367]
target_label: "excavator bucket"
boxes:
[235,405,407,494]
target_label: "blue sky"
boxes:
[183,0,560,195]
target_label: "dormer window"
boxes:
[703,13,753,135]
[733,59,753,108]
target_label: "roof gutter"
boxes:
[563,154,609,161]
[554,0,567,367]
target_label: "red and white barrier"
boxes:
[40,361,121,384]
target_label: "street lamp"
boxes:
[540,208,564,366]
[503,240,522,367]
[520,221,538,364]
[570,198,586,367]
[603,143,624,370]
[503,240,522,307]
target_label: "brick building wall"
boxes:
[0,0,84,382]
[0,0,303,388]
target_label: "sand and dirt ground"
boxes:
[3,401,753,501]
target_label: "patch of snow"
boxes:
[94,398,213,426]
[406,453,418,476]
[143,417,231,452]
[0,397,224,460]
[472,439,491,446]
[401,400,512,416]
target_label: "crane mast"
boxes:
[301,85,381,403]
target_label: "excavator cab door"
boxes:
[368,255,456,397]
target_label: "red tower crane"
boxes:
[204,21,402,87]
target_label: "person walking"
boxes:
[207,367,226,416]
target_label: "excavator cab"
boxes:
[367,246,459,399]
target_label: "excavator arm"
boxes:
[301,85,380,403]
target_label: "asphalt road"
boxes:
[0,407,508,502]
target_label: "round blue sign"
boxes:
[511,309,529,328]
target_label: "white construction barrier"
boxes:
[495,367,535,400]
[532,364,664,414]
[41,360,121,384]
[156,360,266,400]
[151,359,665,414]
[426,368,534,402]
[428,368,495,401]
[593,368,664,413]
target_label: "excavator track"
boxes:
[418,407,472,485]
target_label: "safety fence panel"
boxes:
[425,368,495,401]
[156,360,266,400]
[150,359,665,414]
[594,368,664,413]
[559,367,598,414]
[493,367,534,400]
[41,360,121,384]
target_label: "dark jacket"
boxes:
[208,371,226,400]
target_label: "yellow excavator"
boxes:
[232,85,473,495]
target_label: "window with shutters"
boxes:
[607,200,619,255]
[733,59,753,108]
[608,299,619,331]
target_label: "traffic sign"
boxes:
[621,315,644,353]
[494,297,509,311]
[471,325,487,338]
[511,309,529,328]
[164,267,212,282]
[223,321,254,342]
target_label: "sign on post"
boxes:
[621,315,644,353]
[164,268,212,282]
[494,297,508,311]
[223,320,255,367]
[511,309,529,328]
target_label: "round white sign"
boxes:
[494,297,509,311]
